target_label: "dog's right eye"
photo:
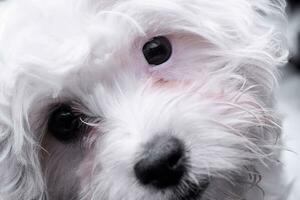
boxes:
[47,104,82,143]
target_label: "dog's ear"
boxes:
[232,0,288,102]
[0,81,46,199]
[0,2,44,198]
[0,2,62,198]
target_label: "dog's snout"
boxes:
[134,135,186,189]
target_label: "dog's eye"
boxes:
[143,36,172,66]
[47,104,82,143]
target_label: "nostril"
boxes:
[167,146,184,169]
[134,135,186,189]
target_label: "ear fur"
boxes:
[0,1,45,196]
[0,81,46,199]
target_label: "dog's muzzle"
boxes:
[134,135,209,199]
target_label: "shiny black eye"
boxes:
[143,36,172,66]
[47,104,82,143]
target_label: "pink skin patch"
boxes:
[151,77,225,101]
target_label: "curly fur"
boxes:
[0,0,288,200]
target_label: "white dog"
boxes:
[0,0,288,199]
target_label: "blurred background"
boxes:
[276,0,300,199]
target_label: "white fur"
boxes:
[0,0,288,199]
[276,2,300,200]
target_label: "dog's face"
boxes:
[0,0,287,200]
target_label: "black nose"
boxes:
[134,135,186,189]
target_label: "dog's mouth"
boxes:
[170,179,210,200]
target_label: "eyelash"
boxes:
[47,102,97,143]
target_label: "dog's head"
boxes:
[0,0,287,200]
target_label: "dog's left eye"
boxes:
[143,36,172,66]
[47,104,82,143]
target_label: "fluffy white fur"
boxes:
[277,2,300,200]
[0,0,288,199]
